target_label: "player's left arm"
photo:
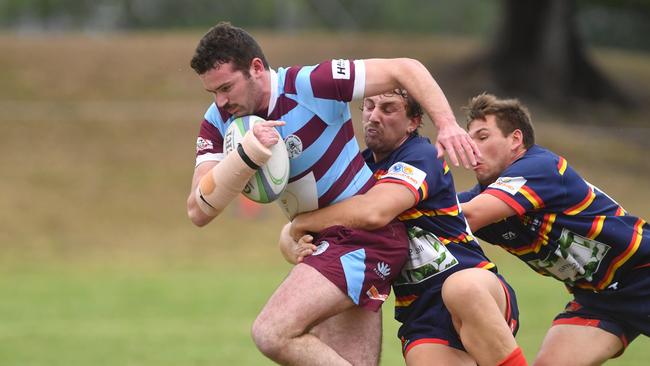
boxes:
[289,182,415,240]
[362,58,479,168]
[461,193,518,232]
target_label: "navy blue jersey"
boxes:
[363,135,497,321]
[459,145,650,291]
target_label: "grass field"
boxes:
[1,31,649,365]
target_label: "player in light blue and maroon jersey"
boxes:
[186,22,480,366]
[286,91,527,366]
[459,93,650,366]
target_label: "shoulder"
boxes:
[506,145,562,176]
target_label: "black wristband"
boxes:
[237,143,260,170]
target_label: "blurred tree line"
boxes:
[1,0,649,51]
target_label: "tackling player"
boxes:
[186,22,480,365]
[282,90,526,366]
[459,93,650,365]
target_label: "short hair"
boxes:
[393,89,424,121]
[190,21,269,76]
[361,89,424,135]
[463,93,535,148]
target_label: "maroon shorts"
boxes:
[302,221,409,311]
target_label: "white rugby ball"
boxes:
[223,115,290,203]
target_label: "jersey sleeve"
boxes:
[307,59,365,101]
[482,156,566,215]
[194,119,224,167]
[376,144,444,205]
[458,184,482,203]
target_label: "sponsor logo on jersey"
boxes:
[489,176,527,195]
[374,261,391,280]
[366,285,389,302]
[284,134,303,159]
[383,162,426,190]
[331,59,351,80]
[313,241,330,256]
[196,137,214,152]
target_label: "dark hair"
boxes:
[393,89,424,120]
[462,93,535,148]
[190,22,269,75]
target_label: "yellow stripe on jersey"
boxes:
[557,157,567,175]
[438,232,475,245]
[395,294,418,307]
[397,205,460,221]
[420,180,429,201]
[586,216,606,239]
[519,185,544,210]
[505,214,556,255]
[596,219,645,290]
[564,188,596,215]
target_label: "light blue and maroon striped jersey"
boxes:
[194,60,374,218]
[459,145,650,291]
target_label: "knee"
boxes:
[251,315,285,359]
[442,270,487,312]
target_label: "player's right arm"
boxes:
[186,120,283,227]
[187,161,219,227]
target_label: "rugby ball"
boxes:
[223,115,290,203]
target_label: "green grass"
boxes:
[1,31,649,365]
[1,257,648,365]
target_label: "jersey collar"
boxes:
[267,68,278,117]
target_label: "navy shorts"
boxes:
[398,273,520,356]
[302,221,409,312]
[554,266,650,352]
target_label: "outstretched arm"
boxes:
[289,182,415,240]
[363,58,480,168]
[461,193,517,232]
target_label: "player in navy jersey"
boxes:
[282,91,526,366]
[458,93,650,365]
[185,23,480,365]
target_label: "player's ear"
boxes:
[511,129,524,149]
[250,58,265,75]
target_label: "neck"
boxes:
[372,135,410,163]
[510,147,527,164]
[256,70,272,114]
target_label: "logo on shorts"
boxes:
[312,241,329,256]
[502,231,517,240]
[374,262,391,280]
[366,285,389,302]
[284,134,303,159]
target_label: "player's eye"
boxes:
[363,102,375,111]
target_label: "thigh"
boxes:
[311,307,382,366]
[534,324,623,366]
[405,343,476,366]
[256,263,355,337]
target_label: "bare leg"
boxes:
[252,263,360,366]
[533,324,622,366]
[405,343,476,366]
[311,307,382,366]
[442,268,519,366]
